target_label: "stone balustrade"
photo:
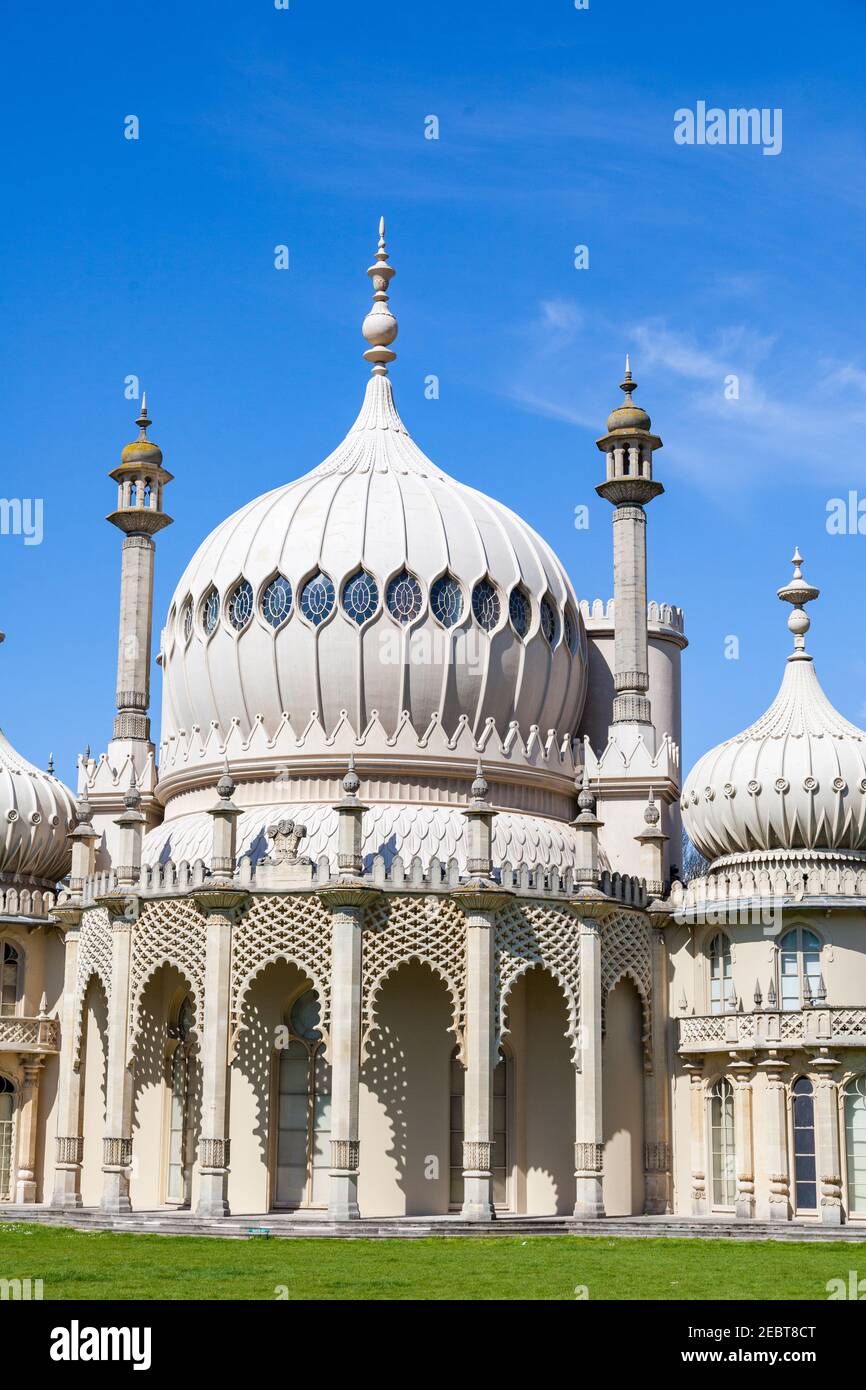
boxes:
[678,1006,866,1055]
[0,1013,60,1053]
[670,854,866,922]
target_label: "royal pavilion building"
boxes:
[1,224,865,1228]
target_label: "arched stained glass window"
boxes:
[471,579,500,632]
[300,572,335,627]
[540,596,558,647]
[182,601,193,642]
[430,574,463,628]
[792,1077,816,1211]
[386,569,422,625]
[779,928,822,1010]
[710,1078,736,1207]
[844,1074,866,1215]
[508,586,530,639]
[202,587,220,636]
[0,944,20,1017]
[342,569,379,625]
[563,607,577,653]
[708,933,732,1015]
[261,575,293,629]
[228,579,253,632]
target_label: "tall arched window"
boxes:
[779,928,822,1011]
[274,990,331,1209]
[0,1076,14,1200]
[708,933,732,1014]
[709,1078,736,1207]
[844,1074,866,1216]
[166,997,195,1206]
[449,1048,509,1209]
[791,1077,816,1211]
[1,944,20,1016]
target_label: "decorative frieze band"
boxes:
[102,1137,133,1169]
[574,1142,604,1173]
[56,1135,84,1166]
[330,1140,360,1172]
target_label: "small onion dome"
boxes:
[682,553,866,861]
[606,357,652,434]
[0,723,76,892]
[120,394,163,467]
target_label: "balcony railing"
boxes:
[678,1006,866,1055]
[0,1014,60,1054]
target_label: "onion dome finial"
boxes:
[471,758,489,803]
[605,353,652,434]
[777,548,821,661]
[362,216,398,377]
[342,752,361,798]
[121,390,163,467]
[124,767,141,811]
[644,786,660,825]
[216,758,236,802]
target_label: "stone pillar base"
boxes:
[574,1176,604,1218]
[821,1201,843,1226]
[461,1174,495,1222]
[328,1172,360,1221]
[15,1178,37,1204]
[644,1171,669,1215]
[196,1171,230,1218]
[100,1174,132,1214]
[768,1197,790,1222]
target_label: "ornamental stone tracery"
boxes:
[600,910,653,1043]
[495,900,582,1062]
[127,898,207,1057]
[73,907,112,1066]
[229,891,333,1048]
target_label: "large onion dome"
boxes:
[159,222,587,766]
[682,553,866,863]
[0,639,76,889]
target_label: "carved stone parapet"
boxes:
[330,1139,360,1173]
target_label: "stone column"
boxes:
[194,889,249,1218]
[320,884,376,1221]
[14,1057,46,1202]
[761,1055,791,1221]
[98,898,136,1213]
[813,1054,843,1225]
[572,896,609,1217]
[643,919,671,1214]
[113,534,156,743]
[731,1059,756,1219]
[51,908,85,1208]
[684,1058,707,1215]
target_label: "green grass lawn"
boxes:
[1,1223,863,1299]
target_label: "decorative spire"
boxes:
[216,757,235,802]
[342,752,361,799]
[753,979,763,1009]
[362,217,398,377]
[620,353,636,404]
[471,758,489,804]
[47,751,55,776]
[777,548,820,662]
[136,391,151,438]
[124,766,141,811]
[644,786,660,826]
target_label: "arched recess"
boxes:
[359,960,454,1217]
[602,977,645,1216]
[229,958,321,1215]
[130,963,200,1209]
[0,1071,17,1202]
[79,974,108,1207]
[501,964,575,1216]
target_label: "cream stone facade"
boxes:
[2,224,865,1226]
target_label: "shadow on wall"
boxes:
[360,960,453,1217]
[79,976,108,1207]
[602,977,646,1217]
[504,964,575,1215]
[131,963,201,1208]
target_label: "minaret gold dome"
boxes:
[606,356,652,434]
[120,395,164,466]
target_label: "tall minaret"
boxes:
[106,395,173,767]
[595,357,663,749]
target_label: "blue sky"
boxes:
[0,0,865,786]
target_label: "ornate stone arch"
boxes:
[230,893,332,1052]
[361,895,466,1063]
[72,908,112,1068]
[128,899,206,1060]
[600,910,652,1045]
[495,900,581,1063]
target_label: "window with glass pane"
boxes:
[449,1051,465,1206]
[166,997,194,1205]
[0,1076,13,1200]
[710,1078,736,1206]
[708,933,731,1014]
[274,990,331,1209]
[492,1059,508,1206]
[1,944,19,1016]
[779,928,822,1010]
[792,1077,816,1210]
[845,1075,866,1215]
